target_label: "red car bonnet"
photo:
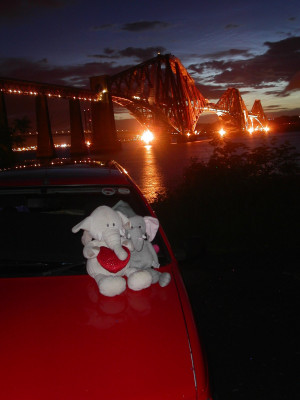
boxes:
[1,271,199,399]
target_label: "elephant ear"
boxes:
[72,216,93,234]
[144,216,159,242]
[81,230,93,245]
[83,240,100,259]
[116,211,130,231]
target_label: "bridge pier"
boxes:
[0,92,9,132]
[35,95,55,159]
[69,98,86,156]
[90,76,120,153]
[0,91,14,167]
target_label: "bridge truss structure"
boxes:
[109,55,268,135]
[110,54,207,135]
[0,54,269,158]
[205,88,268,133]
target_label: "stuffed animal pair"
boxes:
[72,205,170,297]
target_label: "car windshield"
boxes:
[0,185,170,277]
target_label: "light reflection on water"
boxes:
[108,140,214,202]
[108,132,300,202]
[138,145,167,203]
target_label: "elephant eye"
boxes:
[106,223,109,227]
[113,223,115,226]
[139,225,142,228]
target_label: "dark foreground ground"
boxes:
[179,250,299,400]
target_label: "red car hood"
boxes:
[1,269,198,400]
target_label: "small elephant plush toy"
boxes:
[72,206,154,297]
[128,215,171,288]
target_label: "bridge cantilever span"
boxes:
[109,55,268,136]
[110,54,208,136]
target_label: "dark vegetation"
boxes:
[152,138,300,255]
[0,116,28,168]
[152,138,300,400]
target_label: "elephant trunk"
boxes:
[131,228,145,252]
[102,228,128,260]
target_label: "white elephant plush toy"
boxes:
[128,215,171,288]
[72,206,153,297]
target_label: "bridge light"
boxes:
[263,126,269,132]
[248,127,254,134]
[141,129,154,144]
[219,128,226,137]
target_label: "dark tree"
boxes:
[0,115,31,168]
[152,138,300,254]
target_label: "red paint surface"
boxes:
[0,268,206,399]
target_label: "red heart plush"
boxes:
[97,246,130,273]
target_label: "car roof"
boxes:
[0,159,132,187]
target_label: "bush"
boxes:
[0,117,28,169]
[0,126,15,169]
[152,139,300,254]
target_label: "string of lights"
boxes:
[0,78,104,102]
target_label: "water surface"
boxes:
[105,131,300,202]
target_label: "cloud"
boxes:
[0,0,72,21]
[91,20,170,33]
[88,54,118,60]
[104,48,115,55]
[188,36,300,93]
[121,21,170,32]
[202,49,252,59]
[284,71,300,92]
[0,48,166,88]
[119,47,166,61]
[225,24,239,29]
[195,83,227,100]
[0,57,133,87]
[276,31,293,37]
[189,60,228,75]
[89,46,167,62]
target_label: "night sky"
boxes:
[1,0,300,128]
